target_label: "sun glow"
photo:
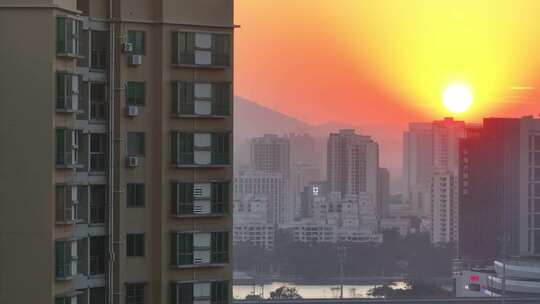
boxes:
[442,84,473,114]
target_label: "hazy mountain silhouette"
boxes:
[234,96,404,191]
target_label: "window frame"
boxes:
[171,81,231,116]
[127,183,146,208]
[126,82,146,106]
[128,31,146,55]
[172,31,231,67]
[57,16,82,56]
[126,283,146,304]
[127,132,146,157]
[127,233,145,257]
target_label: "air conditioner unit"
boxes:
[193,200,211,215]
[127,156,139,168]
[193,183,211,198]
[122,42,133,53]
[129,54,143,66]
[126,105,139,117]
[193,250,210,264]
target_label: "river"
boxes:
[234,282,408,299]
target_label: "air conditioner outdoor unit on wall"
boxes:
[129,54,143,66]
[126,105,139,117]
[127,156,139,168]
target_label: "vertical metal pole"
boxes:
[338,245,346,299]
[107,1,115,302]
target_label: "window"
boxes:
[91,31,108,70]
[211,133,229,165]
[90,83,107,121]
[211,232,229,263]
[57,16,81,55]
[127,132,145,156]
[171,233,193,265]
[55,241,74,278]
[211,281,229,304]
[90,236,107,275]
[212,183,229,214]
[171,132,229,166]
[56,185,79,223]
[171,281,229,304]
[212,83,231,116]
[127,183,145,207]
[126,82,146,106]
[172,32,195,65]
[171,82,230,116]
[126,284,145,304]
[171,232,229,266]
[56,73,79,111]
[171,132,194,165]
[90,134,107,172]
[171,182,194,215]
[55,295,82,304]
[128,31,145,55]
[172,32,230,66]
[211,34,231,66]
[171,182,229,216]
[127,233,145,257]
[90,185,107,224]
[56,129,79,166]
[171,282,194,304]
[90,287,107,304]
[171,82,194,115]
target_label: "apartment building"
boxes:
[249,134,290,179]
[430,171,458,244]
[0,1,234,303]
[234,169,287,225]
[233,195,275,250]
[327,129,379,217]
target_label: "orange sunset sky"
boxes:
[234,0,540,126]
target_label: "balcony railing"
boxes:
[90,255,107,275]
[90,203,106,224]
[91,49,107,70]
[90,100,107,121]
[90,154,106,172]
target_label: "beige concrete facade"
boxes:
[0,0,234,303]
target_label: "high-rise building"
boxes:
[430,118,464,244]
[459,116,540,261]
[250,134,290,179]
[430,171,458,243]
[286,132,320,167]
[378,167,391,218]
[233,195,275,250]
[432,118,466,173]
[403,122,433,215]
[234,169,287,225]
[0,1,233,303]
[403,118,465,244]
[327,129,379,214]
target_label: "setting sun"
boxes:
[442,84,473,114]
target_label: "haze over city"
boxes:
[2,1,540,303]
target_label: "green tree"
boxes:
[270,286,302,299]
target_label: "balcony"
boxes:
[90,153,106,172]
[90,203,106,224]
[90,255,107,275]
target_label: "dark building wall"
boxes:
[459,118,521,261]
